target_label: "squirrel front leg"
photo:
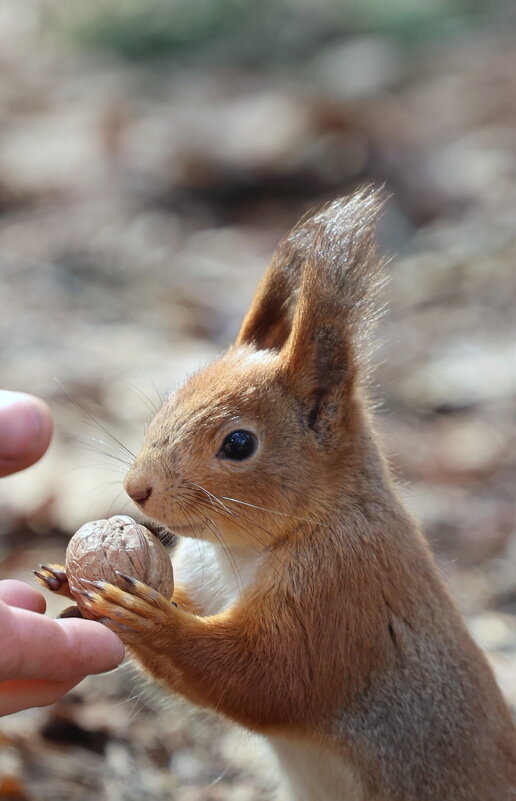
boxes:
[78,575,315,732]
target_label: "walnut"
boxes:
[66,515,174,609]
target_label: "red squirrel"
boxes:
[40,188,516,800]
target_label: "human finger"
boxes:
[0,391,53,477]
[0,580,46,613]
[1,603,125,682]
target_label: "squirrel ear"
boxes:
[235,258,296,351]
[280,187,386,432]
[235,212,320,351]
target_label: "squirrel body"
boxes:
[168,449,516,801]
[44,189,516,800]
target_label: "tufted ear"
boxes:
[279,187,386,434]
[235,212,319,351]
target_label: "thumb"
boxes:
[0,391,53,478]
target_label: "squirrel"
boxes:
[39,188,516,800]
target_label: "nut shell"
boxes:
[66,515,174,612]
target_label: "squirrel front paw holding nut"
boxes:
[36,189,516,801]
[35,515,173,620]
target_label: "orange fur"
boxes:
[49,189,516,800]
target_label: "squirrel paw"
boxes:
[33,563,73,599]
[57,604,84,619]
[73,572,176,644]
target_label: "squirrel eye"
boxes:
[219,430,257,461]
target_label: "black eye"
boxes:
[220,430,257,461]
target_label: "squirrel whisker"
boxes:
[74,436,133,468]
[56,378,137,462]
[187,493,289,573]
[220,494,330,527]
[175,498,208,581]
[180,498,245,594]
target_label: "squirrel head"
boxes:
[124,187,386,548]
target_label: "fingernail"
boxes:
[0,391,45,459]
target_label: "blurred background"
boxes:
[1,0,516,798]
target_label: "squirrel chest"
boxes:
[172,537,264,614]
[173,536,366,801]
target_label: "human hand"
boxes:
[0,580,125,716]
[0,391,125,715]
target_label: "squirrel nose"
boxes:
[124,477,153,506]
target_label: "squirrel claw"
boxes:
[33,569,61,591]
[33,563,73,599]
[114,570,137,586]
[73,577,176,641]
[73,587,95,601]
[79,578,105,590]
[57,604,84,619]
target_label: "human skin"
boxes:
[0,391,125,716]
[0,391,54,478]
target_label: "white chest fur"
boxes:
[271,737,364,801]
[172,536,264,615]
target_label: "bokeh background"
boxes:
[1,0,516,798]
